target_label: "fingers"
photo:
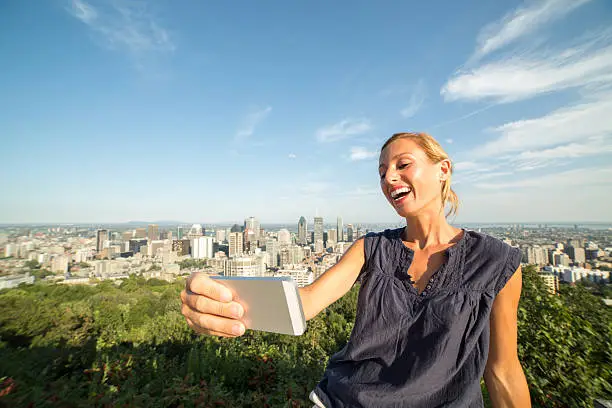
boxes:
[181,289,243,319]
[185,317,238,338]
[187,273,233,302]
[181,303,246,337]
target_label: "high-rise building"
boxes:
[278,229,291,246]
[265,238,279,268]
[172,239,191,256]
[216,229,227,243]
[191,236,214,259]
[177,226,184,240]
[298,216,308,245]
[187,224,204,238]
[346,224,354,242]
[327,229,337,247]
[337,217,344,242]
[314,216,323,245]
[122,231,133,241]
[566,246,586,263]
[148,224,159,241]
[96,229,108,252]
[244,217,260,241]
[229,232,244,257]
[134,228,147,238]
[538,273,560,295]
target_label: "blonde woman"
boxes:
[181,132,531,407]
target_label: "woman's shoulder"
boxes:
[461,229,522,292]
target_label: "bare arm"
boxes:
[484,265,531,408]
[299,237,365,320]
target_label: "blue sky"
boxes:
[1,0,611,224]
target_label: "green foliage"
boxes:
[179,258,209,270]
[24,259,40,270]
[517,266,612,407]
[0,269,610,407]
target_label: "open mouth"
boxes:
[390,186,412,202]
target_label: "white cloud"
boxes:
[475,92,612,155]
[400,80,425,118]
[288,153,297,159]
[235,106,272,141]
[68,0,175,56]
[517,138,612,160]
[316,118,372,143]
[443,30,612,103]
[472,0,592,61]
[446,139,453,144]
[475,166,612,189]
[350,147,378,161]
[453,161,479,171]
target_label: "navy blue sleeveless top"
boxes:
[312,228,522,407]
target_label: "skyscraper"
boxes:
[298,216,308,245]
[337,216,344,242]
[244,216,260,241]
[229,232,244,257]
[96,229,108,252]
[148,224,159,241]
[346,224,354,242]
[314,216,324,252]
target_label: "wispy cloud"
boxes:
[475,166,612,189]
[67,0,175,60]
[300,182,330,195]
[517,138,612,160]
[316,118,372,143]
[443,29,612,103]
[471,0,592,61]
[235,106,272,141]
[349,147,378,161]
[475,91,612,155]
[288,153,297,159]
[445,139,453,144]
[400,80,426,118]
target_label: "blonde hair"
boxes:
[381,132,459,217]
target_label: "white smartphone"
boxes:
[210,276,307,336]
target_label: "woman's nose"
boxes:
[385,168,399,184]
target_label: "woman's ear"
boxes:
[439,159,452,181]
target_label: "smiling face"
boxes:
[379,137,450,218]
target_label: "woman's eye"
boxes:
[398,163,409,170]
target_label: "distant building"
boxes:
[187,224,204,239]
[226,256,265,277]
[96,229,108,252]
[542,265,610,284]
[134,228,147,239]
[314,217,323,246]
[177,226,184,240]
[121,231,133,241]
[538,272,559,295]
[298,216,308,245]
[566,246,586,263]
[244,217,260,241]
[191,236,214,259]
[265,238,279,268]
[215,229,226,243]
[229,232,244,257]
[346,224,354,242]
[337,216,344,242]
[172,239,191,256]
[129,239,148,254]
[148,224,159,241]
[327,229,337,247]
[278,229,291,246]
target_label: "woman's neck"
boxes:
[403,213,460,250]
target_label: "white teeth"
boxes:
[391,187,411,199]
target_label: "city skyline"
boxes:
[2,1,612,224]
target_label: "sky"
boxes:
[1,0,611,225]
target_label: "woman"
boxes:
[181,132,532,407]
